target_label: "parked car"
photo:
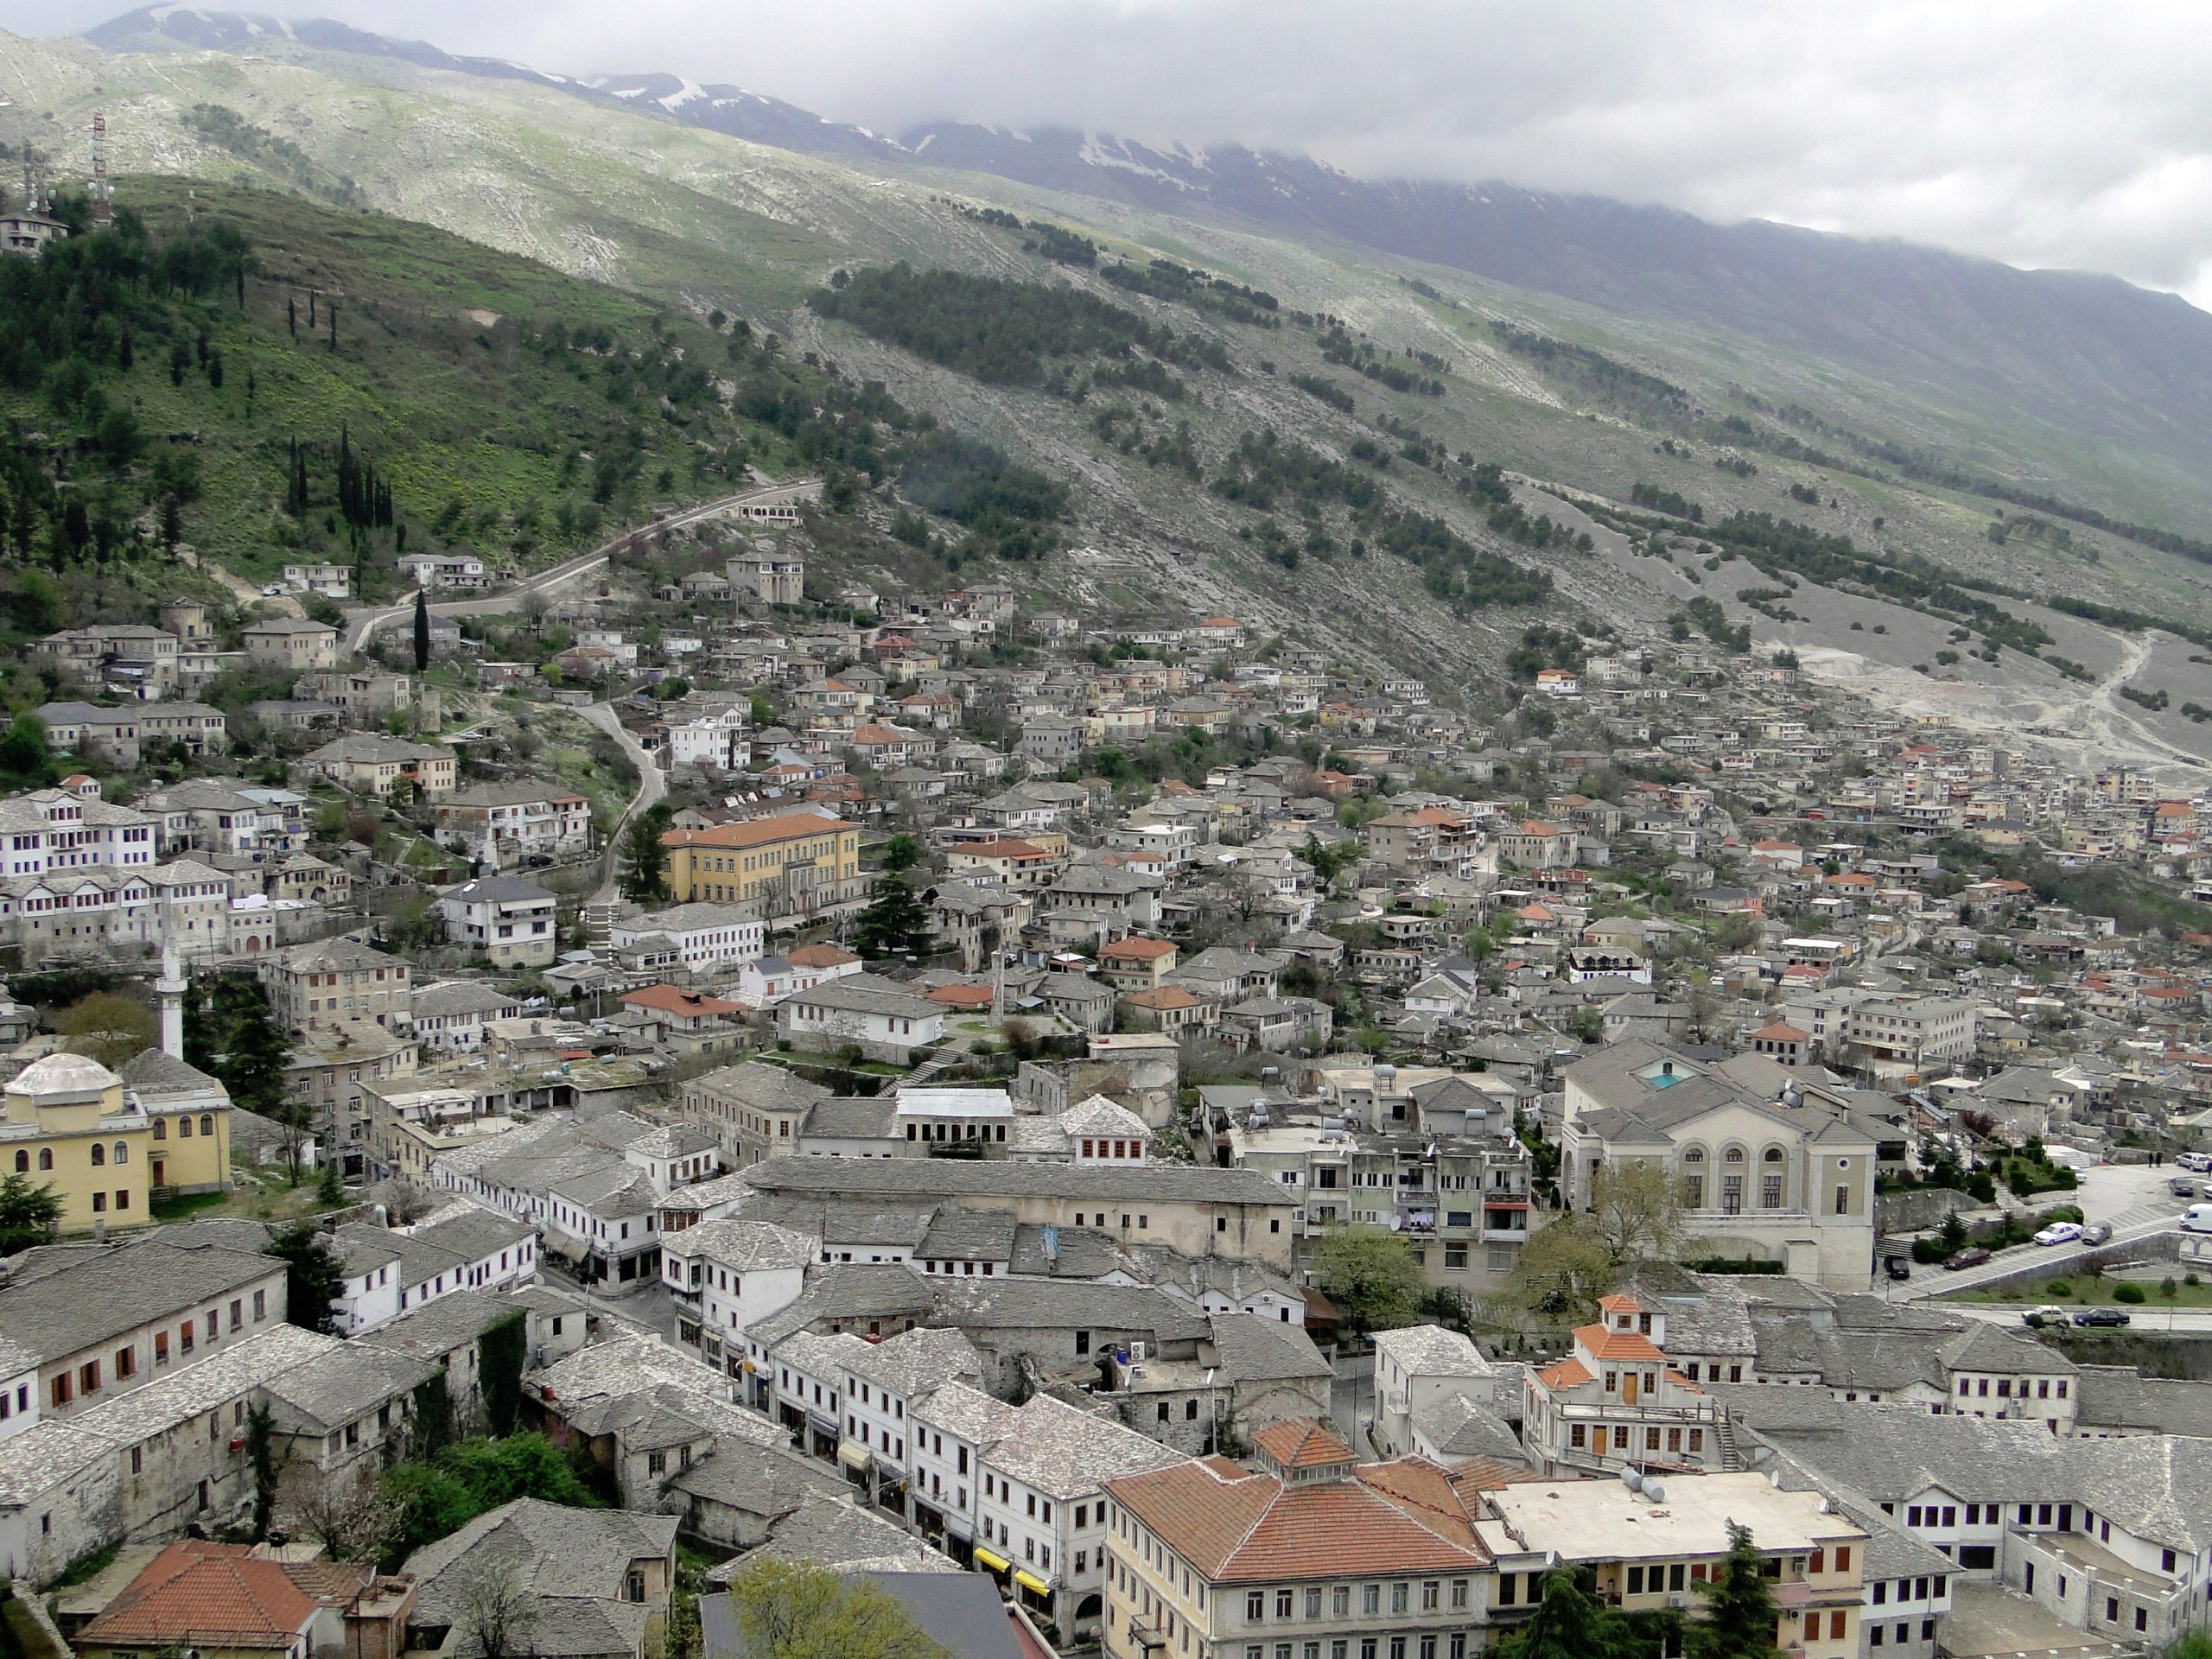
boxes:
[2023,1305,2071,1325]
[2179,1153,2212,1173]
[2172,1177,2199,1198]
[1885,1256,1912,1281]
[2034,1222,2083,1246]
[2074,1307,2132,1327]
[1944,1247,1993,1269]
[2082,1222,2113,1244]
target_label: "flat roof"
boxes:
[1484,1471,1862,1562]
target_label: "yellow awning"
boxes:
[973,1547,1010,1573]
[741,1357,756,1374]
[836,1440,873,1471]
[1013,1570,1052,1598]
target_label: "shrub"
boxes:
[2190,1273,2202,1287]
[2044,1281,2073,1298]
[2161,1277,2181,1299]
[2113,1282,2147,1305]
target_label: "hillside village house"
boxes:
[262,936,413,1041]
[241,618,338,673]
[302,735,457,801]
[433,780,592,868]
[434,876,558,969]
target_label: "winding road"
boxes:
[340,477,818,653]
[578,702,667,906]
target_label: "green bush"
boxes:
[2044,1281,2073,1298]
[2190,1273,2202,1287]
[2113,1282,2147,1305]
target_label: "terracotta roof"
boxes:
[955,838,1052,860]
[1254,1419,1352,1470]
[787,943,860,968]
[1100,936,1177,961]
[79,1542,328,1647]
[1751,1021,1810,1041]
[620,984,745,1016]
[1123,986,1205,1010]
[1535,1357,1592,1389]
[1107,1452,1491,1582]
[661,810,848,851]
[1595,1293,1644,1314]
[1573,1321,1669,1363]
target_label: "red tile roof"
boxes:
[1254,1419,1352,1470]
[1573,1322,1669,1363]
[620,984,745,1016]
[1107,1451,1491,1583]
[662,810,849,851]
[787,943,860,968]
[79,1542,334,1648]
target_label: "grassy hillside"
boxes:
[0,175,863,606]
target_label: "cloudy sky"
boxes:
[23,0,2212,304]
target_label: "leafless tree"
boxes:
[461,1563,538,1659]
[366,1178,439,1226]
[276,1462,397,1562]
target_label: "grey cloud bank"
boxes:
[18,0,2212,305]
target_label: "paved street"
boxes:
[1893,1160,2199,1303]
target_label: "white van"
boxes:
[2182,1204,2212,1234]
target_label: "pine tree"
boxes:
[1687,1524,1785,1659]
[288,294,296,338]
[1497,1569,1639,1659]
[245,1400,278,1541]
[413,588,430,672]
[854,874,932,962]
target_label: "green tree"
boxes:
[1512,1211,1620,1319]
[620,804,673,902]
[480,1311,528,1437]
[247,1399,279,1541]
[880,833,922,874]
[1306,1224,1425,1335]
[0,1173,64,1254]
[723,1559,952,1659]
[55,990,158,1067]
[1688,1523,1783,1659]
[0,712,57,792]
[205,976,302,1176]
[1587,1158,1689,1267]
[854,874,932,962]
[266,1219,346,1334]
[382,1433,602,1562]
[1496,1567,1640,1659]
[413,588,431,672]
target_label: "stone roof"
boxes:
[1372,1323,1493,1379]
[0,1236,280,1363]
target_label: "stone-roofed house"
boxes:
[402,1497,677,1659]
[778,973,947,1063]
[1371,1323,1502,1459]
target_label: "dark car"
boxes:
[1943,1247,1993,1270]
[2074,1307,2132,1326]
[2082,1222,2113,1244]
[1885,1256,1912,1281]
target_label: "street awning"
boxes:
[1013,1570,1052,1599]
[836,1440,873,1472]
[973,1546,1010,1573]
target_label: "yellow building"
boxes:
[659,810,865,929]
[118,1047,235,1196]
[0,1052,159,1232]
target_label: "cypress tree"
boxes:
[413,588,430,672]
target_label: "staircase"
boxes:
[583,898,623,948]
[1713,1409,1745,1471]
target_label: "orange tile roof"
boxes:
[620,984,745,1016]
[1254,1419,1353,1470]
[787,943,860,968]
[79,1542,329,1647]
[1100,936,1177,961]
[661,810,848,851]
[1535,1357,1592,1389]
[926,984,995,1009]
[955,838,1052,860]
[1124,986,1205,1009]
[1107,1455,1491,1584]
[1573,1322,1669,1363]
[1596,1293,1644,1314]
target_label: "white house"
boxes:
[434,875,558,968]
[661,1217,815,1376]
[608,903,765,973]
[666,707,753,772]
[412,980,524,1053]
[779,974,948,1063]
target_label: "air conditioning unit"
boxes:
[1128,1341,1147,1363]
[1667,1595,1688,1610]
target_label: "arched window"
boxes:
[10,1150,24,1173]
[1681,1147,1706,1164]
[200,1115,213,1138]
[1763,1147,1785,1163]
[1723,1147,1745,1165]
[179,1116,192,1138]
[153,1118,167,1141]
[36,1148,52,1171]
[113,1142,128,1165]
[90,1143,105,1167]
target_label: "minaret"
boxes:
[156,943,187,1061]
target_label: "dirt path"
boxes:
[207,563,304,617]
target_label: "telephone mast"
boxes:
[88,111,112,230]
